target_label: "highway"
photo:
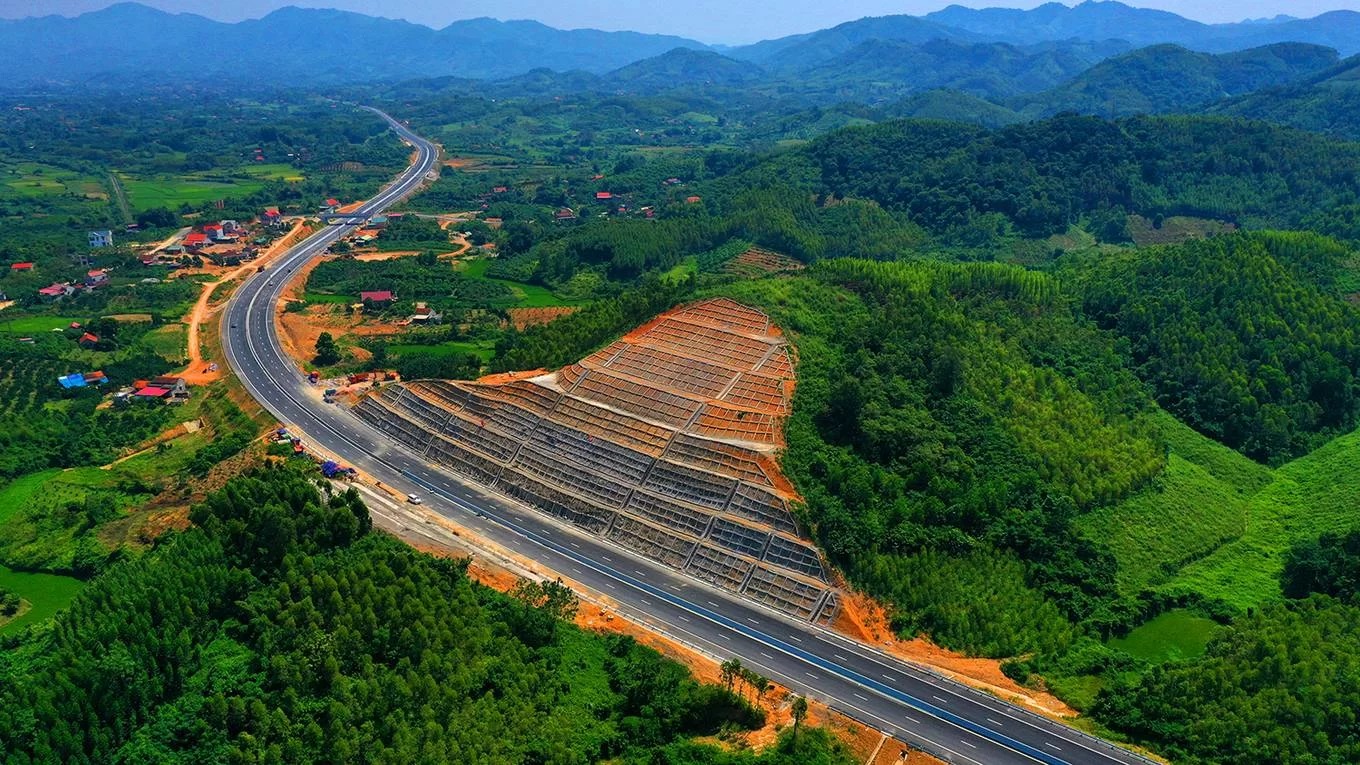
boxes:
[221,107,1153,765]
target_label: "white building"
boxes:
[88,230,114,248]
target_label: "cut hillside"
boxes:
[352,298,840,622]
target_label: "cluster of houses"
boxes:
[34,268,111,302]
[55,370,189,405]
[147,216,274,267]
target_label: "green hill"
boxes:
[1211,54,1360,139]
[1014,42,1339,118]
[1062,232,1360,463]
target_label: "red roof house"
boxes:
[183,232,209,248]
[359,290,394,306]
[135,386,170,399]
[78,332,99,348]
[595,192,613,200]
[325,198,340,208]
[10,262,34,272]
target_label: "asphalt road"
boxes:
[221,107,1154,765]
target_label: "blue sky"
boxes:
[3,1,1355,43]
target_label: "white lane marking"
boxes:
[961,740,977,749]
[1045,743,1062,751]
[904,715,922,724]
[853,692,869,701]
[834,653,848,661]
[746,617,759,625]
[933,695,948,704]
[760,651,774,659]
[706,601,720,607]
[720,633,731,641]
[569,542,580,549]
[987,718,1004,727]
[604,582,616,590]
[600,555,612,562]
[805,672,818,680]
[678,615,691,622]
[787,635,802,643]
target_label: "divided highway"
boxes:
[221,107,1153,765]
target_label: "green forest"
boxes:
[0,465,851,765]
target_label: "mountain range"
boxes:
[3,1,1360,138]
[3,1,1360,90]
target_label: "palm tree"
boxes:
[791,695,808,746]
[720,658,742,692]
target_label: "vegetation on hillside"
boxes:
[0,465,853,764]
[1063,231,1360,463]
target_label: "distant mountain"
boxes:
[1016,43,1340,118]
[925,1,1360,55]
[790,38,1125,103]
[1210,55,1360,139]
[729,15,980,71]
[606,49,764,91]
[0,2,709,86]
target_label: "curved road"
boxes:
[222,107,1153,765]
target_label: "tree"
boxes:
[314,332,340,366]
[791,696,809,744]
[720,658,743,693]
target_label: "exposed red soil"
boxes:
[507,305,579,330]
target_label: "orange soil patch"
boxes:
[335,200,365,214]
[725,246,805,278]
[507,305,579,330]
[834,588,1077,718]
[475,369,548,385]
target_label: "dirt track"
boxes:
[177,219,308,385]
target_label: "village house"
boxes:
[88,230,114,248]
[84,269,110,288]
[37,282,75,301]
[359,290,394,308]
[262,207,282,225]
[182,232,209,250]
[409,302,443,325]
[10,262,34,273]
[77,332,99,349]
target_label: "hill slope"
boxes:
[1016,42,1339,118]
[1211,54,1360,139]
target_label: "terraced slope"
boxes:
[353,298,840,621]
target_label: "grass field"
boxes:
[459,258,577,307]
[1078,412,1274,596]
[390,341,495,362]
[1,161,104,200]
[0,470,62,526]
[304,292,353,304]
[1163,426,1360,609]
[140,323,188,362]
[1108,610,1219,663]
[238,163,305,182]
[0,565,84,635]
[120,174,266,211]
[0,316,85,334]
[661,257,698,285]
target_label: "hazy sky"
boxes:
[3,0,1355,43]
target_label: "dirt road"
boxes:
[177,219,308,384]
